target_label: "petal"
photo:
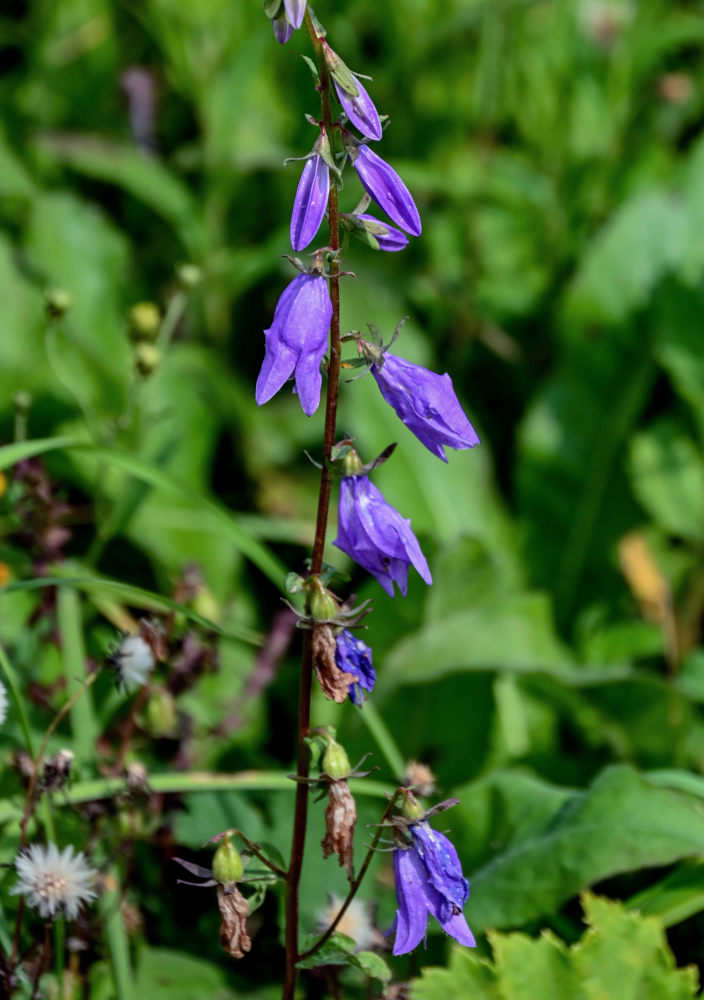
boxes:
[334,77,382,141]
[412,824,469,911]
[271,13,293,44]
[356,214,409,252]
[256,331,297,405]
[437,907,476,948]
[391,849,429,955]
[284,0,306,29]
[353,146,421,237]
[291,154,330,251]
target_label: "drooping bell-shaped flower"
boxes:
[342,212,409,252]
[270,11,293,44]
[334,473,431,597]
[348,144,421,236]
[334,629,375,705]
[371,353,479,460]
[290,134,331,251]
[322,41,382,141]
[390,821,475,955]
[256,272,332,416]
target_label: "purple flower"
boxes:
[371,354,479,461]
[256,273,332,416]
[283,0,307,29]
[291,152,330,251]
[390,821,475,956]
[334,629,375,705]
[334,77,382,141]
[334,475,431,597]
[346,213,409,252]
[271,12,293,44]
[350,145,421,237]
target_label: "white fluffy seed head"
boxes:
[12,843,98,920]
[316,894,378,952]
[111,634,155,692]
[0,680,7,727]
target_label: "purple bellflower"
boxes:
[391,821,475,955]
[334,629,375,705]
[349,144,421,237]
[290,143,330,251]
[271,12,293,45]
[372,353,479,460]
[334,474,431,597]
[256,272,332,416]
[344,213,409,252]
[322,40,383,141]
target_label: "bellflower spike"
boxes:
[291,147,330,251]
[391,822,475,955]
[350,144,421,236]
[334,475,431,597]
[372,354,479,460]
[283,0,307,29]
[256,273,332,416]
[334,629,375,705]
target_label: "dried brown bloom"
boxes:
[322,779,357,880]
[40,749,74,792]
[312,625,356,703]
[217,883,252,959]
[403,760,436,798]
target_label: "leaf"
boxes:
[354,951,392,983]
[629,420,704,542]
[377,593,573,695]
[462,766,704,932]
[135,947,237,1000]
[411,893,699,1000]
[0,435,87,471]
[296,932,357,970]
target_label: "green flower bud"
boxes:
[212,835,244,885]
[45,288,72,319]
[322,738,351,780]
[134,342,161,378]
[341,447,364,477]
[401,790,425,822]
[129,302,161,342]
[177,263,202,289]
[144,687,177,738]
[306,578,338,622]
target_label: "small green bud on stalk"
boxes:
[322,738,351,780]
[144,687,177,738]
[45,288,72,319]
[134,342,161,377]
[129,301,161,342]
[212,835,244,885]
[401,790,425,822]
[341,447,364,477]
[177,263,202,289]
[306,577,338,621]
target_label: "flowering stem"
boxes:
[282,14,342,1000]
[297,789,402,962]
[232,830,287,880]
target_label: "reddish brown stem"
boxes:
[282,14,342,1000]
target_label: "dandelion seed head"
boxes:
[12,843,98,920]
[109,634,155,692]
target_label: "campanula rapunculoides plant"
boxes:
[225,5,480,996]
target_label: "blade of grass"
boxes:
[56,588,99,767]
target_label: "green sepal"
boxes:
[323,43,360,98]
[300,55,320,86]
[262,0,282,18]
[304,731,332,770]
[307,6,326,38]
[285,572,306,594]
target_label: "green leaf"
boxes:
[463,766,704,932]
[411,894,699,1000]
[629,420,704,541]
[354,950,392,982]
[135,947,237,1000]
[296,932,357,970]
[0,435,87,471]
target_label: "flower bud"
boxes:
[134,342,161,378]
[129,302,161,342]
[401,790,425,822]
[144,687,178,738]
[322,738,351,780]
[45,288,72,319]
[307,578,338,621]
[341,448,364,477]
[177,263,202,289]
[212,836,244,886]
[342,213,408,253]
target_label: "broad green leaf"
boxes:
[629,420,704,542]
[463,766,704,932]
[411,894,699,1000]
[135,947,237,1000]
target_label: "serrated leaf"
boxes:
[353,950,391,982]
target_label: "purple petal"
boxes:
[352,145,421,236]
[334,77,382,141]
[411,823,469,914]
[372,354,479,460]
[391,849,429,955]
[283,0,306,29]
[271,13,293,44]
[256,274,332,415]
[291,154,329,251]
[335,629,375,705]
[437,907,476,948]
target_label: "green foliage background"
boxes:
[1,0,704,996]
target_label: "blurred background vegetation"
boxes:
[1,0,704,996]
